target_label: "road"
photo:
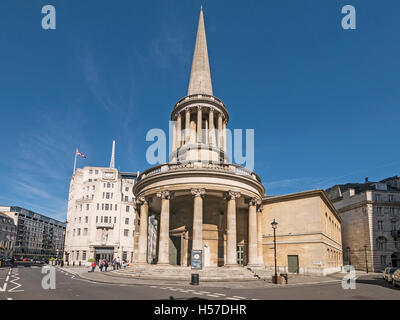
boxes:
[0,265,399,300]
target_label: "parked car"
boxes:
[383,267,398,282]
[392,269,400,288]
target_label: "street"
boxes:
[0,265,399,300]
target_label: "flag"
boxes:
[76,149,87,159]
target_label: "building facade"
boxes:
[0,206,65,260]
[262,190,343,276]
[0,212,17,258]
[64,162,138,265]
[326,176,400,272]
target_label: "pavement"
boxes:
[1,264,399,300]
[56,265,353,289]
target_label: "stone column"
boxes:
[247,198,259,266]
[185,109,191,144]
[191,189,205,251]
[197,107,202,144]
[157,191,171,265]
[172,117,176,152]
[205,119,209,144]
[218,113,223,148]
[209,108,215,146]
[257,206,264,265]
[176,113,182,149]
[137,197,149,264]
[224,191,241,266]
[222,120,227,153]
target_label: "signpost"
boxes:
[191,250,202,270]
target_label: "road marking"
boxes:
[212,293,226,297]
[7,298,13,300]
[226,297,240,300]
[207,294,221,298]
[232,296,246,300]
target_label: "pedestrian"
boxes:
[99,259,104,272]
[104,260,109,272]
[90,261,96,272]
[116,257,121,270]
[112,258,116,270]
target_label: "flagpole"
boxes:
[73,148,77,174]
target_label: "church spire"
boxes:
[187,7,213,96]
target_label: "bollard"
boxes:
[79,261,81,266]
[191,274,199,286]
[73,261,75,267]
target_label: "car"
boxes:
[385,268,398,282]
[383,267,391,281]
[392,269,400,288]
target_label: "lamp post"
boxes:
[271,219,278,284]
[364,245,369,274]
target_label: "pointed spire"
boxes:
[187,8,213,96]
[109,140,115,169]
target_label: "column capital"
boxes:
[257,204,264,213]
[191,188,206,198]
[157,190,172,200]
[137,196,150,206]
[246,198,261,207]
[224,191,241,201]
[197,105,203,112]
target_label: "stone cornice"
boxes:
[263,189,342,223]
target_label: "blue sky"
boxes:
[0,0,399,221]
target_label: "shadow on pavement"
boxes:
[356,276,400,291]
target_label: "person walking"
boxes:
[116,257,121,270]
[90,261,96,272]
[99,259,104,272]
[104,260,109,272]
[112,258,117,270]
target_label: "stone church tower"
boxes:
[133,8,265,268]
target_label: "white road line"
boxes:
[226,297,240,300]
[207,294,221,298]
[212,293,226,297]
[232,296,246,300]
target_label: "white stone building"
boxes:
[64,144,138,265]
[326,176,400,272]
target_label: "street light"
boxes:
[271,219,278,284]
[364,245,369,274]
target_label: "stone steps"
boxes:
[107,266,271,282]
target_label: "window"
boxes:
[86,204,89,211]
[125,187,129,192]
[114,217,117,223]
[115,204,118,211]
[125,196,128,202]
[390,208,395,217]
[377,237,387,250]
[89,170,93,174]
[82,251,87,261]
[389,195,394,202]
[102,203,104,210]
[78,217,81,223]
[376,207,383,216]
[92,185,95,190]
[77,228,81,236]
[375,194,382,202]
[80,205,82,211]
[105,204,109,211]
[124,229,129,237]
[125,218,129,225]
[107,183,111,188]
[96,216,98,223]
[378,221,383,231]
[95,170,99,174]
[85,216,88,223]
[392,223,397,231]
[104,216,108,223]
[380,255,386,266]
[126,206,130,213]
[97,203,99,210]
[83,228,88,236]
